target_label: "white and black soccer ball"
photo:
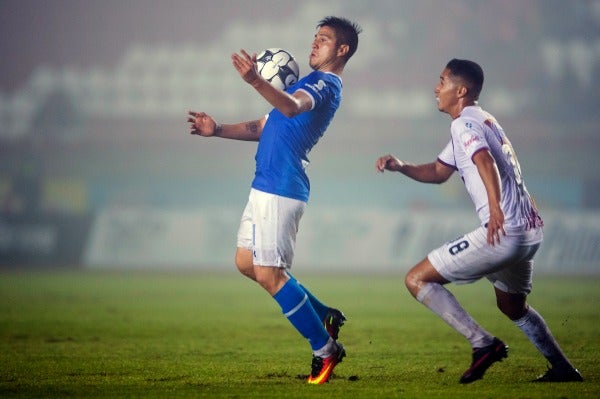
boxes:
[256,48,300,90]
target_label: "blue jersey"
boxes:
[251,70,342,202]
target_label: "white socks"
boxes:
[417,283,575,369]
[416,282,494,349]
[513,306,572,369]
[313,337,335,358]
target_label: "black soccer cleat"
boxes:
[459,337,508,384]
[307,342,346,384]
[323,308,346,340]
[533,366,583,382]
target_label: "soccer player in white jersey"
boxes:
[376,59,583,383]
[188,17,361,384]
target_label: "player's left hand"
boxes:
[232,49,261,86]
[487,205,506,246]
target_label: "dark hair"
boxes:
[445,59,484,100]
[317,16,362,62]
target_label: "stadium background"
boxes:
[1,0,598,272]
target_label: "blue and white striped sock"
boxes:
[286,272,329,321]
[273,278,330,351]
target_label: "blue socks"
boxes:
[286,272,329,321]
[273,278,330,351]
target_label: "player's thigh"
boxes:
[427,226,517,284]
[236,189,305,268]
[486,242,539,296]
[236,196,254,251]
[253,190,305,268]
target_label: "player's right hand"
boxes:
[231,49,261,87]
[188,111,217,137]
[376,154,403,173]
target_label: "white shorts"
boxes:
[427,226,543,294]
[236,188,306,268]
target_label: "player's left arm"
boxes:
[231,49,312,117]
[472,149,506,245]
[188,111,265,142]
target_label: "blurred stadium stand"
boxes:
[1,0,598,270]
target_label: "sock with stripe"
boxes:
[286,272,329,321]
[273,278,330,352]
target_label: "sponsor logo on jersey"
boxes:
[461,132,480,149]
[306,80,326,92]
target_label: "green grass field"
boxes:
[1,270,598,398]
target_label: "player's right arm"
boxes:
[231,50,312,118]
[376,155,454,184]
[188,111,265,142]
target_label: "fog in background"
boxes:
[1,0,599,269]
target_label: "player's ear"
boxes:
[457,85,468,99]
[337,44,349,58]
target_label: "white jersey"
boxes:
[437,105,543,230]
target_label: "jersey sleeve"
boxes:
[296,72,340,111]
[437,140,456,169]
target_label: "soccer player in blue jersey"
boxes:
[188,16,361,384]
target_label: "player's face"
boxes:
[309,26,340,71]
[435,68,460,117]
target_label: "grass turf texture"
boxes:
[0,270,598,398]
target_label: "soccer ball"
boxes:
[256,48,300,90]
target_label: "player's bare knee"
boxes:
[499,306,525,321]
[236,262,253,279]
[404,272,413,290]
[235,250,255,279]
[404,271,420,298]
[254,267,286,295]
[496,297,528,320]
[234,255,244,268]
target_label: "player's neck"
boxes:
[450,100,477,119]
[316,59,345,76]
